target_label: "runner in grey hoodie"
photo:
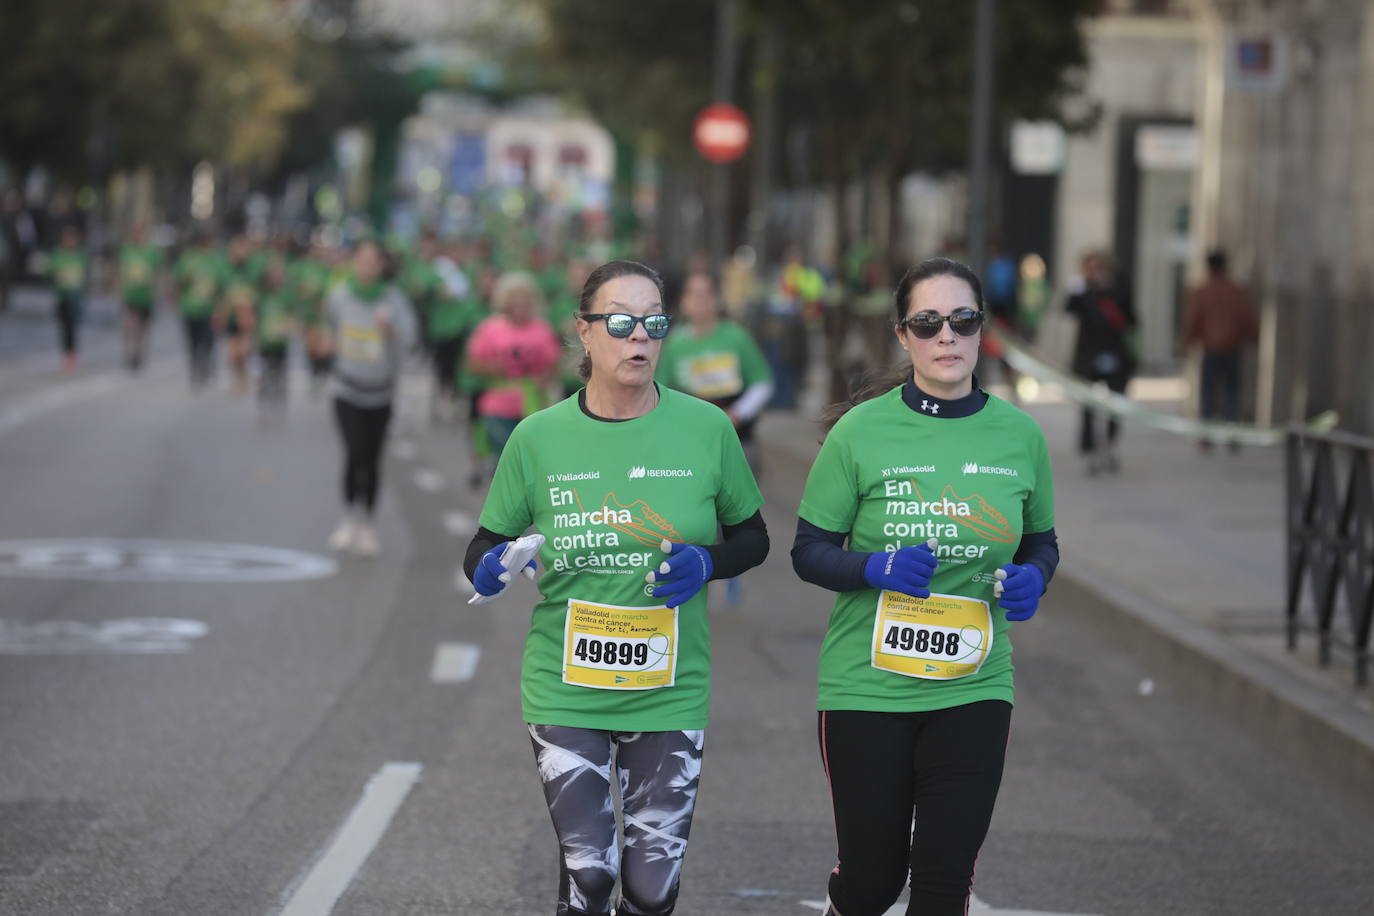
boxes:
[326,239,417,557]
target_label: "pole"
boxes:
[966,0,996,277]
[748,22,780,264]
[709,0,739,275]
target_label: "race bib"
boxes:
[682,352,743,399]
[562,599,677,690]
[871,591,992,680]
[124,260,149,284]
[339,324,383,363]
[262,312,292,340]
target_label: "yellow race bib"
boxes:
[339,324,383,363]
[682,352,743,399]
[871,591,992,680]
[562,599,677,690]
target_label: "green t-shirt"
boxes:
[399,256,440,312]
[119,244,162,308]
[49,250,87,297]
[656,321,772,404]
[176,250,227,318]
[798,387,1055,713]
[478,387,764,731]
[289,258,331,326]
[256,289,295,348]
[428,293,485,342]
[224,259,261,311]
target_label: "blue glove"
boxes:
[473,543,536,597]
[864,539,939,598]
[645,539,713,608]
[995,563,1045,621]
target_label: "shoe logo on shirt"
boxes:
[920,399,940,414]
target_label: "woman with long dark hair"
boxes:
[792,257,1059,915]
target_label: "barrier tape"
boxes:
[991,331,1336,447]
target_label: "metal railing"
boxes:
[1285,428,1374,686]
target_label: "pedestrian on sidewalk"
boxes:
[463,259,768,916]
[325,239,416,558]
[1066,249,1136,474]
[1181,248,1258,451]
[47,225,87,373]
[792,256,1058,916]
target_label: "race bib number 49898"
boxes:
[871,591,992,680]
[562,599,677,690]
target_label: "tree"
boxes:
[507,0,1095,261]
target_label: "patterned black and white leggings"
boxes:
[528,724,705,916]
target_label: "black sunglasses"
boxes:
[579,312,673,339]
[897,308,983,340]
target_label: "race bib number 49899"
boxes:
[562,599,677,690]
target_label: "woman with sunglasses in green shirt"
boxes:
[464,260,769,916]
[793,257,1059,916]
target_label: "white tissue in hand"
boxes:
[468,533,545,605]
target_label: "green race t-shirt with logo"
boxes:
[176,250,227,318]
[49,250,87,299]
[798,386,1055,713]
[478,387,764,731]
[656,321,772,403]
[256,289,296,349]
[119,244,163,309]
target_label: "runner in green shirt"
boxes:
[256,255,296,411]
[463,260,768,916]
[656,269,773,465]
[175,230,227,389]
[118,224,163,372]
[792,257,1059,916]
[48,225,87,373]
[291,241,336,397]
[218,233,263,396]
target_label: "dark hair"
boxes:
[576,260,665,381]
[819,256,984,434]
[1206,248,1228,274]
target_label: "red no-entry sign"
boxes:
[693,103,751,164]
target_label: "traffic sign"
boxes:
[693,103,751,164]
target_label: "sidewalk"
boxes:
[759,377,1374,809]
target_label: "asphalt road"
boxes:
[1,336,1371,916]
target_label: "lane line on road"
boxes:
[798,896,1099,915]
[412,468,445,492]
[441,510,476,537]
[430,642,481,683]
[0,373,130,436]
[277,762,422,916]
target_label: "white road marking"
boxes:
[441,510,476,537]
[430,642,481,683]
[798,896,1099,915]
[412,468,445,492]
[390,439,417,460]
[0,374,128,436]
[0,539,337,583]
[0,618,207,655]
[277,762,422,916]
